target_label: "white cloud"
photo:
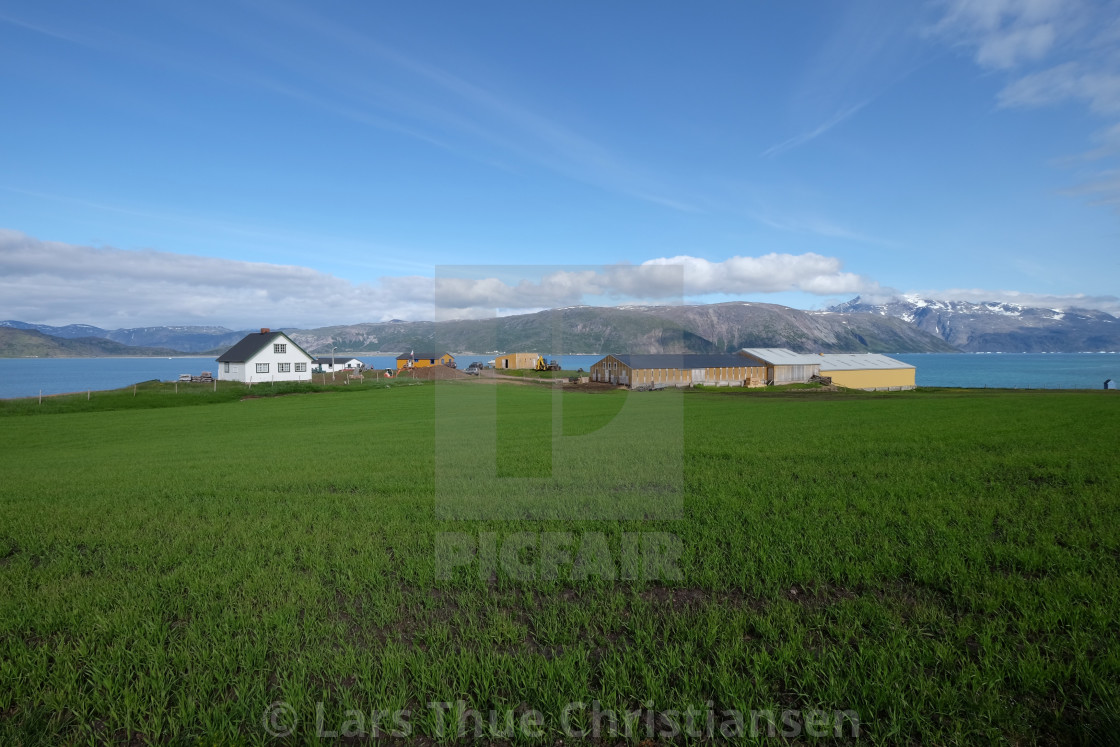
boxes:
[0,231,886,327]
[640,254,883,296]
[0,229,434,328]
[435,254,884,319]
[10,229,1117,329]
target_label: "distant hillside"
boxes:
[829,296,1120,353]
[0,320,249,353]
[0,329,187,358]
[283,302,956,354]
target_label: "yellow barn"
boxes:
[395,352,455,370]
[738,348,915,390]
[815,353,915,390]
[494,352,544,370]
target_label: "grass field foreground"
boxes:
[0,382,1118,743]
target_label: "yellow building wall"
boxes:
[396,354,454,369]
[495,353,542,370]
[822,367,915,390]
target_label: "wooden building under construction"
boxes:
[494,352,543,370]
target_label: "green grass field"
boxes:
[0,381,1117,744]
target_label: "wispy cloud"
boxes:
[930,0,1068,69]
[2,3,699,213]
[0,186,434,275]
[929,0,1120,210]
[997,61,1120,113]
[750,210,900,248]
[765,2,932,158]
[206,1,700,212]
[761,102,869,158]
[1061,169,1120,207]
[0,12,89,45]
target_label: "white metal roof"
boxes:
[815,353,914,371]
[737,348,821,365]
[739,348,914,370]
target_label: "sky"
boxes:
[1,0,1119,329]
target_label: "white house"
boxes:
[313,356,364,373]
[216,328,315,383]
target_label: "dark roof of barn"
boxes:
[216,331,312,363]
[607,354,761,369]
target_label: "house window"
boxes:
[224,362,229,373]
[278,363,291,373]
[256,363,269,373]
[274,343,286,354]
[295,363,306,372]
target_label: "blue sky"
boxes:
[1,0,1118,328]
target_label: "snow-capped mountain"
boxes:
[828,296,1120,352]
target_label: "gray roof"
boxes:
[738,348,822,365]
[216,331,313,363]
[605,354,763,369]
[738,347,914,370]
[815,353,914,371]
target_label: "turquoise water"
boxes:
[892,353,1119,390]
[0,353,1117,399]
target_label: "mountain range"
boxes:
[828,296,1120,353]
[0,328,188,358]
[3,295,1117,357]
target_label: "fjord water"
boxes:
[0,353,1117,399]
[891,353,1119,390]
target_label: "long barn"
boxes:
[590,354,765,388]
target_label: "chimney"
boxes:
[261,328,270,334]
